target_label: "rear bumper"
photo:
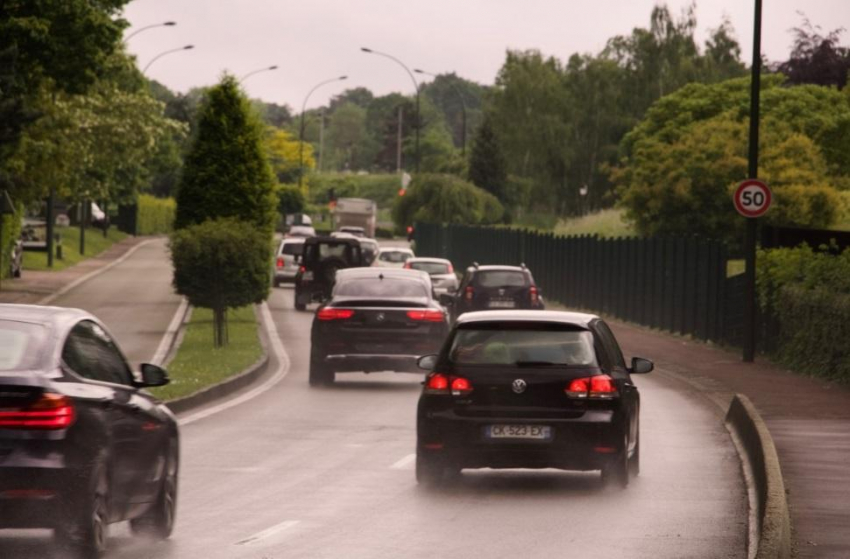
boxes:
[275,269,298,283]
[0,467,78,528]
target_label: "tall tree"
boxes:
[778,19,849,89]
[468,115,508,202]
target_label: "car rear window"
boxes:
[335,278,427,298]
[409,261,450,275]
[448,325,597,367]
[0,320,48,371]
[379,251,412,263]
[281,242,304,256]
[475,270,527,287]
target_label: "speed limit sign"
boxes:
[734,179,772,218]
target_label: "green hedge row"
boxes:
[138,194,175,235]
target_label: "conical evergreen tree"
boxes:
[468,114,508,202]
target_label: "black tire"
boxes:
[294,289,307,311]
[601,434,630,489]
[629,428,640,477]
[273,278,281,288]
[55,463,109,558]
[415,452,443,486]
[130,443,178,539]
[309,350,334,386]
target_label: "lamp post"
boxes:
[361,47,420,173]
[299,76,348,188]
[415,69,467,156]
[143,45,194,74]
[239,65,278,84]
[123,21,176,44]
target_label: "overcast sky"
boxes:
[122,0,850,111]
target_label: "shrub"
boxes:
[137,195,175,235]
[392,174,505,232]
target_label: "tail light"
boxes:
[317,308,355,321]
[0,393,76,429]
[530,286,539,305]
[464,286,474,302]
[407,310,445,322]
[276,257,284,268]
[565,375,618,399]
[424,373,473,396]
[298,266,306,274]
[447,263,454,274]
[403,262,411,269]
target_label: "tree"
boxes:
[171,219,270,347]
[393,174,504,230]
[778,19,850,89]
[277,185,305,215]
[174,75,277,235]
[265,127,314,185]
[468,115,508,202]
[324,102,373,171]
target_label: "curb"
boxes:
[725,394,792,559]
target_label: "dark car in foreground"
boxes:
[445,264,544,321]
[415,310,652,487]
[294,236,364,311]
[309,268,449,386]
[0,304,179,558]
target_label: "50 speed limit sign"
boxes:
[733,179,772,218]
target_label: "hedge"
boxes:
[138,195,176,235]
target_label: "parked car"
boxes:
[309,268,449,386]
[444,264,544,321]
[287,225,316,238]
[415,310,653,487]
[405,257,457,295]
[273,237,306,287]
[294,236,364,311]
[0,304,179,557]
[375,247,414,268]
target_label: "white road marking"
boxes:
[390,453,416,470]
[235,520,300,546]
[177,302,291,426]
[150,297,189,365]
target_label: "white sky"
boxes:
[122,0,850,110]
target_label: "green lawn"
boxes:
[22,226,128,272]
[554,209,635,238]
[151,305,264,401]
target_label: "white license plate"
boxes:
[488,300,516,308]
[487,425,551,440]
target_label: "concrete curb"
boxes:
[725,394,792,559]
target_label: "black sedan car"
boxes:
[415,310,653,487]
[0,304,179,557]
[309,268,449,386]
[444,264,544,321]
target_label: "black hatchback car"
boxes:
[415,310,653,487]
[444,264,544,321]
[309,268,449,386]
[0,304,179,557]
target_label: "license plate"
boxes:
[488,300,515,308]
[486,425,551,440]
[302,271,314,281]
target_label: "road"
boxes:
[3,241,747,558]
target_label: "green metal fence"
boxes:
[415,222,743,346]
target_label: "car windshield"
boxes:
[449,326,597,366]
[379,251,412,263]
[0,321,48,371]
[409,261,450,275]
[475,271,527,287]
[335,278,428,298]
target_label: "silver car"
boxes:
[274,237,306,286]
[404,257,458,295]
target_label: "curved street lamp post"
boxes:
[142,45,194,75]
[123,21,176,44]
[299,76,348,188]
[239,65,278,84]
[415,68,467,156]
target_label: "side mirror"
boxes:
[631,357,654,374]
[438,293,454,307]
[137,363,170,387]
[417,354,438,371]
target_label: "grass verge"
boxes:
[22,226,128,272]
[554,209,635,238]
[150,305,264,401]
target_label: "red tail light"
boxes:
[464,286,474,301]
[298,266,306,274]
[276,257,284,268]
[407,310,445,322]
[450,377,473,395]
[0,393,76,430]
[403,262,411,269]
[317,308,355,321]
[424,373,473,395]
[530,286,539,305]
[447,263,454,274]
[565,375,618,399]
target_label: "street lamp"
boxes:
[123,21,176,44]
[361,47,420,173]
[415,69,467,156]
[239,65,279,84]
[142,45,194,75]
[299,75,348,188]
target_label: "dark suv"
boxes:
[294,236,364,311]
[444,264,544,320]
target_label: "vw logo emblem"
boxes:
[512,379,527,394]
[376,312,386,322]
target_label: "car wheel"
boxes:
[273,278,281,288]
[55,463,109,558]
[130,444,178,539]
[601,433,630,489]
[629,428,640,477]
[309,351,334,386]
[415,452,443,486]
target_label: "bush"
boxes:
[137,195,175,235]
[277,184,306,216]
[392,174,504,232]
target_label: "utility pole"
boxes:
[318,109,325,173]
[396,106,404,174]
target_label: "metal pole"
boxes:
[142,45,194,75]
[318,109,325,173]
[397,106,403,173]
[743,0,762,363]
[298,76,348,188]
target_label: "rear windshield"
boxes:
[379,251,412,263]
[281,242,304,256]
[335,278,427,298]
[0,320,48,371]
[409,261,450,275]
[305,242,357,261]
[475,270,527,288]
[448,325,596,366]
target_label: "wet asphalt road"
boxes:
[2,242,748,559]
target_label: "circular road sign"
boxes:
[733,179,772,218]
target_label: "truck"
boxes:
[332,197,376,238]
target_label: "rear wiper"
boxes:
[513,361,565,367]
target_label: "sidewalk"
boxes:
[609,318,850,559]
[0,236,151,305]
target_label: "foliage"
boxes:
[277,184,306,215]
[174,75,277,236]
[392,174,504,230]
[420,72,487,151]
[468,114,508,202]
[554,209,636,238]
[21,225,127,272]
[170,219,270,347]
[0,201,22,280]
[137,194,175,236]
[323,102,374,171]
[777,20,850,89]
[266,127,313,185]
